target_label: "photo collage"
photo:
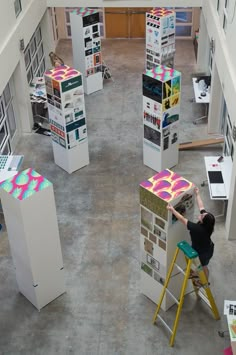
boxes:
[140,205,167,284]
[140,171,195,306]
[146,9,176,70]
[44,65,88,150]
[82,10,102,77]
[143,66,181,153]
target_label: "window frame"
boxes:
[14,0,22,18]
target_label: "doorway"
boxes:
[104,8,151,38]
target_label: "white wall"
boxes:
[201,0,236,240]
[0,0,48,94]
[0,0,55,134]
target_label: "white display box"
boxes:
[44,65,89,173]
[143,65,181,172]
[70,8,103,95]
[140,169,194,311]
[0,168,65,310]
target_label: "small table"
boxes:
[204,156,232,218]
[204,156,232,200]
[192,77,210,124]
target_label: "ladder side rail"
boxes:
[152,247,180,324]
[169,259,193,347]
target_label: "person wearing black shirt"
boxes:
[167,187,215,283]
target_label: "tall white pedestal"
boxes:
[70,8,103,95]
[146,8,176,70]
[143,65,181,172]
[0,168,65,310]
[140,169,194,311]
[44,65,89,174]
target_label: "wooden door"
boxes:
[130,8,150,38]
[105,8,129,38]
[105,8,151,38]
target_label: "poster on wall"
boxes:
[144,125,161,147]
[162,106,179,128]
[143,96,162,117]
[143,74,163,103]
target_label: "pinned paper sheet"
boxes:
[224,300,236,317]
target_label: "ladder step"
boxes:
[177,240,199,259]
[157,314,173,334]
[166,288,180,305]
[198,290,211,308]
[174,263,186,275]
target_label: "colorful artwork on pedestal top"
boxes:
[44,65,82,83]
[144,65,181,82]
[150,8,174,17]
[140,169,193,203]
[0,168,52,201]
[71,7,98,17]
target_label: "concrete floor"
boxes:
[0,39,236,354]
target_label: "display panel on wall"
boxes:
[24,26,45,83]
[142,65,181,172]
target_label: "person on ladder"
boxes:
[167,187,215,286]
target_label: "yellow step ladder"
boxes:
[152,240,220,347]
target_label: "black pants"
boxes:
[199,242,214,266]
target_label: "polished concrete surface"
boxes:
[0,39,235,354]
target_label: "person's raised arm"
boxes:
[167,204,188,226]
[194,187,205,211]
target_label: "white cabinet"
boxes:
[70,8,103,95]
[140,169,194,310]
[143,65,181,172]
[44,65,89,173]
[0,168,65,310]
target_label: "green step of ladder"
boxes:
[177,240,198,259]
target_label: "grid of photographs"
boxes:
[82,12,102,76]
[44,66,88,150]
[146,9,176,69]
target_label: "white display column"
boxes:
[70,7,103,95]
[0,168,65,311]
[146,8,176,70]
[140,169,194,311]
[44,65,89,174]
[143,65,181,172]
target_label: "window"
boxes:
[222,104,234,161]
[24,26,45,83]
[0,79,18,154]
[14,0,22,18]
[165,7,193,38]
[49,7,59,42]
[223,0,229,32]
[217,0,220,12]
